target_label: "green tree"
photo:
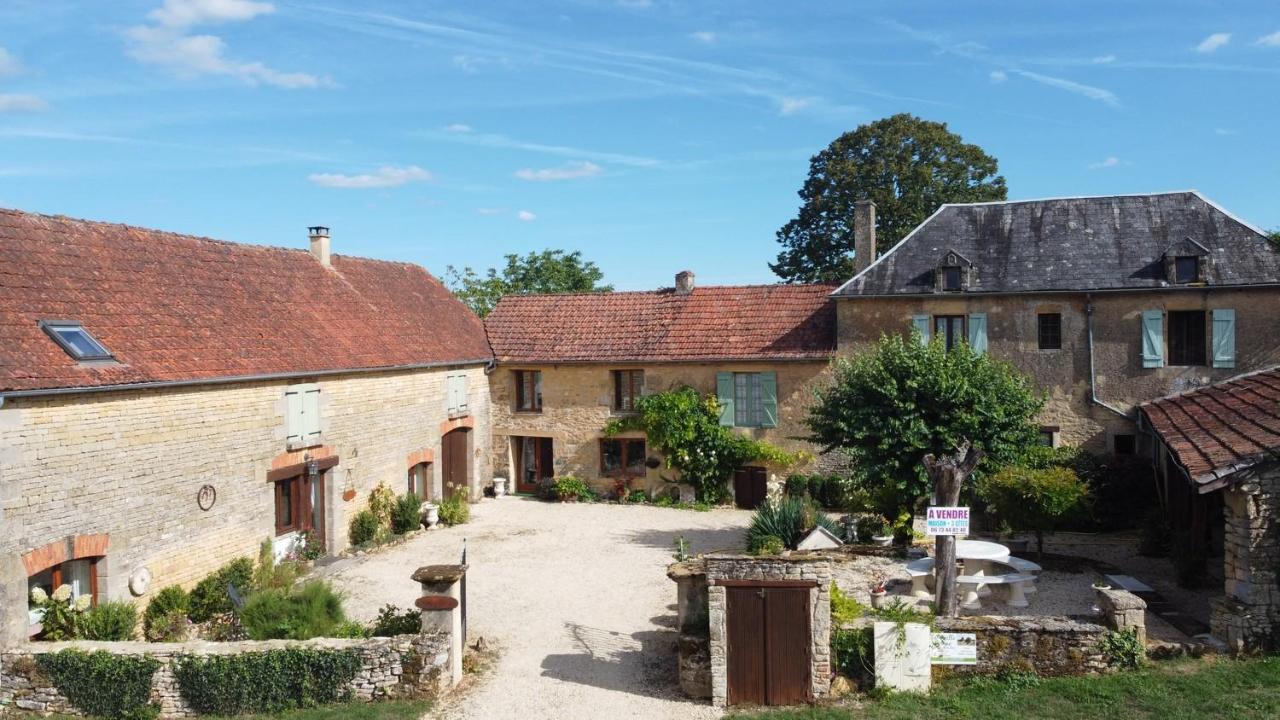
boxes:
[805,333,1042,517]
[1268,229,1280,250]
[977,465,1090,556]
[771,114,1008,283]
[445,249,612,317]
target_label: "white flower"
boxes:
[30,587,47,604]
[52,584,72,603]
[74,595,92,612]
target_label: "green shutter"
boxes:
[912,315,931,345]
[760,372,778,428]
[968,313,988,355]
[302,386,322,446]
[716,372,735,427]
[1141,310,1165,368]
[284,387,303,447]
[1212,309,1236,369]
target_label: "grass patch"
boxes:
[47,700,430,720]
[729,655,1280,720]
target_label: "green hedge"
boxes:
[188,557,254,623]
[36,649,160,720]
[173,648,362,716]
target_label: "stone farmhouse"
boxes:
[482,273,837,506]
[0,212,492,645]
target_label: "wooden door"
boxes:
[726,584,812,707]
[304,471,326,549]
[442,429,470,501]
[734,466,767,510]
[515,437,554,494]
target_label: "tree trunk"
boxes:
[923,442,986,617]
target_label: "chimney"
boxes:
[853,200,876,274]
[308,226,331,268]
[675,270,695,295]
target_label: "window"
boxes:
[613,370,644,412]
[716,371,777,428]
[28,559,97,629]
[515,370,542,412]
[1038,313,1062,350]
[1174,256,1200,284]
[1038,426,1059,448]
[934,315,967,350]
[275,476,301,535]
[39,321,112,360]
[446,373,469,416]
[285,384,321,449]
[941,267,963,291]
[408,462,431,497]
[1113,434,1136,455]
[734,373,766,427]
[600,438,647,478]
[1168,310,1207,366]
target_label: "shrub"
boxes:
[80,601,139,641]
[1099,628,1144,669]
[253,538,303,592]
[439,495,470,526]
[829,582,867,624]
[349,509,381,547]
[832,626,874,683]
[744,495,840,552]
[977,465,1090,556]
[239,582,347,641]
[189,557,254,623]
[147,610,190,643]
[30,585,87,640]
[173,648,361,716]
[37,649,160,720]
[536,478,559,501]
[390,493,424,535]
[554,476,594,502]
[626,488,649,504]
[784,475,808,497]
[370,604,420,637]
[367,482,397,529]
[1021,445,1156,531]
[292,530,325,562]
[329,620,368,639]
[144,585,189,641]
[751,535,785,556]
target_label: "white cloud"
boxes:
[1013,70,1119,107]
[1088,156,1123,169]
[424,128,661,168]
[690,31,716,44]
[516,210,537,221]
[308,165,432,188]
[1092,54,1117,64]
[0,94,49,112]
[476,207,504,216]
[1258,31,1280,47]
[514,161,602,182]
[149,0,274,27]
[0,47,22,76]
[989,70,1007,83]
[778,96,811,115]
[451,54,509,73]
[1195,33,1231,53]
[444,123,473,133]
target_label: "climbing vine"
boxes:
[173,648,362,716]
[36,649,161,720]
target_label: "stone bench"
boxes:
[991,557,1041,594]
[958,573,1034,609]
[906,557,935,598]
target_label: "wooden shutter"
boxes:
[1141,310,1165,368]
[911,315,930,345]
[284,387,304,447]
[716,372,735,427]
[456,374,469,414]
[302,385,322,446]
[1212,309,1236,369]
[967,313,988,355]
[760,372,778,428]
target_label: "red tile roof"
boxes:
[0,209,491,393]
[484,284,836,363]
[1140,367,1280,486]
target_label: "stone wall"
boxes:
[489,361,831,496]
[0,364,491,646]
[1211,464,1280,651]
[705,554,832,707]
[1096,587,1147,645]
[836,287,1280,452]
[930,615,1110,678]
[0,632,451,717]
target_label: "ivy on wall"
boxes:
[36,649,161,720]
[172,648,362,716]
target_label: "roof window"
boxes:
[39,321,113,361]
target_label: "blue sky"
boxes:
[1,1,1278,290]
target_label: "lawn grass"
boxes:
[729,655,1280,720]
[47,700,431,720]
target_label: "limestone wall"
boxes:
[930,615,1110,678]
[1211,464,1280,651]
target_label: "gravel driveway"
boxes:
[323,497,751,720]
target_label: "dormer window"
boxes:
[935,250,974,293]
[1162,238,1210,285]
[1174,256,1200,284]
[39,321,113,361]
[941,267,963,291]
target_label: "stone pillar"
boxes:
[0,553,26,648]
[1095,587,1147,646]
[1211,473,1280,652]
[412,564,467,686]
[666,559,707,633]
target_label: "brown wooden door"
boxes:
[304,471,326,549]
[515,436,554,494]
[726,585,811,707]
[734,466,767,510]
[442,429,470,501]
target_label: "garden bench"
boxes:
[957,572,1034,610]
[991,557,1041,595]
[906,557,935,598]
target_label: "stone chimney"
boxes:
[308,226,331,268]
[853,200,876,274]
[675,270,695,295]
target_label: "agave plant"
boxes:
[745,495,841,553]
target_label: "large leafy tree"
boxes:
[805,334,1042,517]
[445,249,612,317]
[771,114,1008,283]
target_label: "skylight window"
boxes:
[39,321,113,361]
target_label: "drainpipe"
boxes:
[1085,294,1131,419]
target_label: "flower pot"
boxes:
[872,535,894,547]
[493,478,508,498]
[870,590,888,609]
[422,504,439,528]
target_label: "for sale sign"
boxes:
[930,632,978,665]
[926,506,970,537]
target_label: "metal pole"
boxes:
[460,538,468,643]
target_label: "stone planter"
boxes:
[872,535,893,547]
[422,503,440,528]
[870,589,888,609]
[493,478,508,497]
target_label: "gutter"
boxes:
[1085,294,1130,419]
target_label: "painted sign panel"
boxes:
[930,632,978,665]
[926,506,970,537]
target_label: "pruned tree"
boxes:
[923,442,985,617]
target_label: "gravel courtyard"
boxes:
[323,497,751,720]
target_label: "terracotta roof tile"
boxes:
[484,284,836,363]
[1139,367,1280,484]
[0,209,491,393]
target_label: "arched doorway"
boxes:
[441,428,471,502]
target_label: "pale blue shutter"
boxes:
[284,387,303,447]
[1212,309,1236,369]
[968,313,988,355]
[302,386,322,446]
[912,315,931,345]
[760,372,778,428]
[715,372,734,427]
[456,375,469,414]
[1141,310,1165,368]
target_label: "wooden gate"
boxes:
[442,428,470,501]
[733,466,768,510]
[726,582,812,706]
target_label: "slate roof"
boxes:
[0,209,492,394]
[484,284,836,363]
[834,191,1280,297]
[1140,367,1280,488]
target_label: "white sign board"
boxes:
[930,632,978,665]
[926,506,970,537]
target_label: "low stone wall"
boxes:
[0,632,451,718]
[931,615,1109,678]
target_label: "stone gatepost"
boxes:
[412,564,467,686]
[1095,587,1147,646]
[1210,469,1280,652]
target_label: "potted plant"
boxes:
[870,573,888,609]
[422,502,440,529]
[1092,578,1111,591]
[869,516,894,546]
